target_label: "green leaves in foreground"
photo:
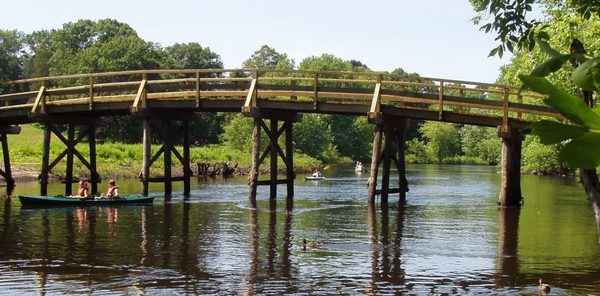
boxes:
[521,75,600,169]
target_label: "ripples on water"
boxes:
[0,164,599,294]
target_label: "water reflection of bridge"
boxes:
[0,69,558,205]
[5,197,597,293]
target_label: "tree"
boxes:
[473,0,600,241]
[242,45,294,69]
[293,114,333,159]
[459,125,501,164]
[163,42,223,70]
[0,30,24,89]
[419,122,461,163]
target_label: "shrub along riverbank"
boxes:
[4,125,321,182]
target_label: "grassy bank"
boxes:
[5,125,321,181]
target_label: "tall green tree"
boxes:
[459,125,501,164]
[419,122,461,163]
[243,45,294,69]
[163,42,223,70]
[0,30,24,90]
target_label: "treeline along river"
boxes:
[0,164,599,294]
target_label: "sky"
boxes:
[0,0,510,83]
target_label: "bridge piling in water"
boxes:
[367,116,409,203]
[245,109,300,202]
[498,126,523,207]
[0,125,20,194]
[138,112,193,198]
[38,121,100,196]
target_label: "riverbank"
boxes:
[2,125,321,184]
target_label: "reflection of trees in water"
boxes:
[367,203,406,293]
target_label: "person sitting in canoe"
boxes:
[71,180,89,198]
[312,169,321,178]
[105,179,119,198]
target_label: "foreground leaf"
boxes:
[530,54,573,77]
[520,75,600,129]
[572,58,600,91]
[558,132,600,169]
[531,120,588,144]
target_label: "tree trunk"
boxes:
[571,39,600,242]
[580,169,600,243]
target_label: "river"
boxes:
[0,164,599,295]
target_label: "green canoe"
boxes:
[19,195,154,206]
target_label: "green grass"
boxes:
[4,125,321,180]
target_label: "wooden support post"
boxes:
[65,124,75,196]
[0,133,14,193]
[40,124,51,196]
[183,120,191,197]
[249,118,261,201]
[380,126,393,203]
[498,126,523,207]
[285,121,294,198]
[269,119,278,199]
[368,124,383,202]
[163,120,172,198]
[397,121,408,203]
[142,119,151,196]
[88,126,98,195]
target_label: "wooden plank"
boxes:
[163,120,172,196]
[249,118,261,200]
[183,120,191,196]
[368,80,382,121]
[88,126,98,194]
[40,124,51,196]
[0,133,14,189]
[0,91,38,101]
[242,78,258,114]
[31,86,46,113]
[64,124,75,196]
[256,179,289,186]
[147,176,186,182]
[375,188,405,194]
[142,119,151,196]
[131,78,148,112]
[368,125,383,202]
[269,119,278,199]
[285,121,294,197]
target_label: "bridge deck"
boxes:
[0,68,557,127]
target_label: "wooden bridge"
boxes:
[0,69,558,206]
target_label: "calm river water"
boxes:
[0,164,599,295]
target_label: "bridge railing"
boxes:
[0,69,558,126]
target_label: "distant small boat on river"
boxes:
[304,176,325,181]
[19,195,154,206]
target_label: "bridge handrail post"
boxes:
[241,70,258,115]
[31,80,47,114]
[313,73,319,109]
[195,71,201,108]
[368,74,382,123]
[89,76,95,110]
[131,73,148,112]
[502,86,510,130]
[438,80,444,120]
[517,89,523,120]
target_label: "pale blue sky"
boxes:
[0,0,510,82]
